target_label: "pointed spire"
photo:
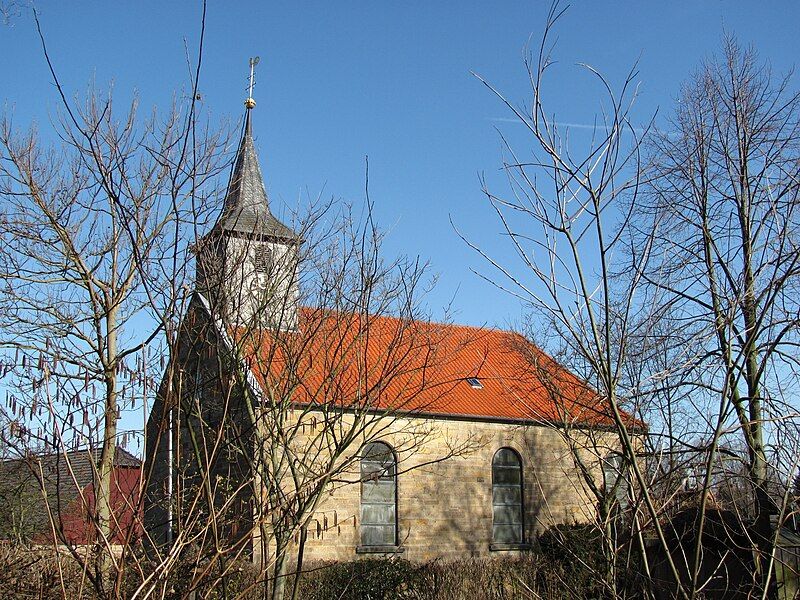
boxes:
[211,59,297,241]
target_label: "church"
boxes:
[143,90,630,569]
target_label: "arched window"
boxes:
[360,441,397,547]
[603,452,630,509]
[492,447,524,544]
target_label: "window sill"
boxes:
[489,543,532,552]
[356,545,405,554]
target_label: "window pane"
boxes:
[493,486,521,505]
[493,504,523,524]
[360,442,397,546]
[494,448,521,466]
[362,504,396,525]
[361,524,395,546]
[362,442,393,463]
[492,448,524,544]
[493,466,521,485]
[493,524,522,544]
[361,460,394,479]
[361,443,396,477]
[361,480,395,503]
[603,453,629,509]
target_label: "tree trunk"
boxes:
[96,303,119,591]
[271,534,289,600]
[290,524,308,600]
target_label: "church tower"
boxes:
[196,69,299,331]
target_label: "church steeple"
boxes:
[196,59,300,331]
[211,85,297,241]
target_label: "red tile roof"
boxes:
[237,309,635,428]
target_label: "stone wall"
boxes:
[196,233,299,331]
[145,302,620,564]
[257,410,617,564]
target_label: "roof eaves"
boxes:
[278,399,635,432]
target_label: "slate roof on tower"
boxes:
[212,108,298,241]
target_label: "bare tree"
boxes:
[466,1,800,595]
[460,3,696,598]
[0,5,231,595]
[640,36,800,596]
[144,102,480,600]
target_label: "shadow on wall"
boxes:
[408,427,561,559]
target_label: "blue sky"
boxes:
[2,1,799,330]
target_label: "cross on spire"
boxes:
[203,58,297,241]
[245,56,260,109]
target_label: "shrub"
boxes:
[537,524,605,591]
[0,527,616,600]
[294,549,604,600]
[295,557,435,600]
[0,544,93,599]
[122,550,262,600]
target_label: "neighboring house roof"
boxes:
[225,305,636,429]
[0,447,142,545]
[209,109,298,241]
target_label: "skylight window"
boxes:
[466,377,483,389]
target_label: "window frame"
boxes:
[465,377,483,389]
[490,446,530,551]
[602,452,630,510]
[253,245,273,273]
[356,441,403,554]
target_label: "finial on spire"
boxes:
[245,56,260,109]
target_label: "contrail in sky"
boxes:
[489,117,650,135]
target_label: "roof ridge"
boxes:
[0,446,141,466]
[296,305,512,337]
